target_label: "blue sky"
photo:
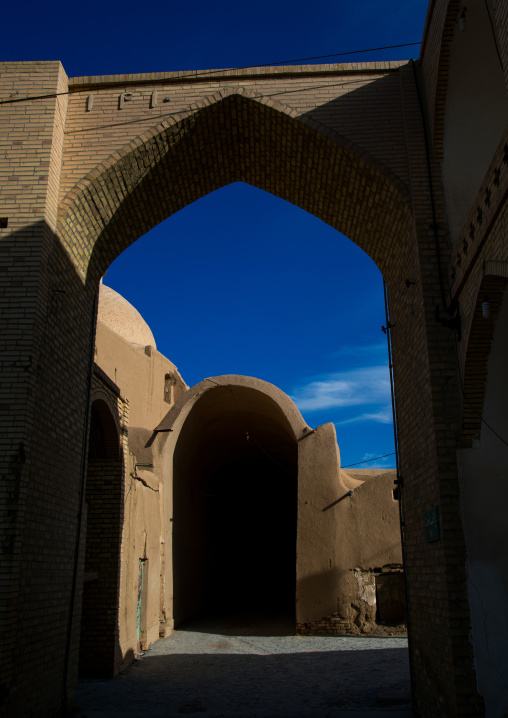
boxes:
[2,0,430,468]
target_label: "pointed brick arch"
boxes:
[461,272,508,446]
[56,88,414,285]
[88,398,120,461]
[4,48,500,715]
[81,394,124,677]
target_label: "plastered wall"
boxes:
[2,5,507,709]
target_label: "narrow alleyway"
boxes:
[72,615,413,717]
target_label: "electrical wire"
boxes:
[227,385,296,477]
[383,281,400,479]
[205,380,397,471]
[62,76,385,136]
[0,41,421,107]
[341,452,396,468]
[484,0,505,73]
[382,277,415,702]
[172,41,421,78]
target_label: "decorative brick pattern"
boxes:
[420,0,460,160]
[98,283,156,348]
[448,127,508,298]
[0,18,501,713]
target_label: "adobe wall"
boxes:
[95,321,187,431]
[52,66,475,718]
[297,423,402,634]
[92,295,187,670]
[0,8,498,710]
[156,377,403,637]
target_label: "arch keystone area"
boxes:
[56,89,413,283]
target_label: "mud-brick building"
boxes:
[1,0,508,714]
[87,282,405,678]
[157,374,405,640]
[80,282,187,677]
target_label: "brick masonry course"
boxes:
[1,3,506,713]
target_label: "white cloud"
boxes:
[291,366,390,413]
[336,406,393,425]
[342,451,396,470]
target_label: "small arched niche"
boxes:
[88,399,121,461]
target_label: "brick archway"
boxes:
[80,397,124,678]
[461,274,508,446]
[0,51,489,716]
[56,88,414,286]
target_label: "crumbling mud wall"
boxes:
[297,424,404,636]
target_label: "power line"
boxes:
[0,41,421,106]
[63,76,380,136]
[1,40,420,471]
[159,41,422,80]
[342,452,396,468]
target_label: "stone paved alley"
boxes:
[71,615,413,717]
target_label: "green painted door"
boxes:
[137,559,144,654]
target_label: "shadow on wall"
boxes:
[458,285,508,717]
[440,0,508,241]
[302,72,411,188]
[79,399,125,678]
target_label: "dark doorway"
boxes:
[79,398,123,677]
[172,386,297,628]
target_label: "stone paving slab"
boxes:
[72,625,413,717]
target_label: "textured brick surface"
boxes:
[98,283,156,348]
[1,9,503,713]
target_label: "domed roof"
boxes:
[98,283,156,349]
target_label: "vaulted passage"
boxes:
[172,385,297,626]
